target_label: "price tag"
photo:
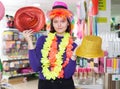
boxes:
[112,74,120,81]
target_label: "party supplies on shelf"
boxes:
[106,58,113,73]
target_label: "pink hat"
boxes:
[47,1,73,20]
[52,1,68,9]
[0,1,5,20]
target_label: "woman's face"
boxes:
[52,17,69,35]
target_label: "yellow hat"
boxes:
[76,35,104,58]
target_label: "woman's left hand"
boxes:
[71,47,78,61]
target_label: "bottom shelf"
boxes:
[75,84,103,89]
[73,76,104,89]
[2,72,37,79]
[2,73,38,85]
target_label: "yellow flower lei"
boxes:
[41,32,71,80]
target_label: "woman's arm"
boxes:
[28,35,46,72]
[64,42,78,78]
[22,30,45,72]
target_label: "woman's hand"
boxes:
[71,46,78,61]
[22,29,35,49]
[22,29,34,43]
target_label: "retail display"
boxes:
[2,30,43,79]
[2,58,35,78]
[106,57,120,74]
[0,0,119,89]
[74,35,105,89]
[73,56,105,89]
[2,30,29,59]
[73,57,105,86]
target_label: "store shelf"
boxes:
[1,30,44,80]
[111,29,120,33]
[75,84,103,89]
[9,72,37,78]
[3,58,29,62]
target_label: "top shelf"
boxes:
[3,58,29,62]
[111,28,120,33]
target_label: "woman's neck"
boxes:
[56,32,65,37]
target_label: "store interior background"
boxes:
[0,0,119,15]
[0,0,120,89]
[0,0,120,57]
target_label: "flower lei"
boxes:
[41,32,73,80]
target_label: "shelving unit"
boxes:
[2,58,35,78]
[1,29,48,85]
[73,57,105,89]
[75,84,103,89]
[111,30,120,33]
[1,29,41,80]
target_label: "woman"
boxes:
[22,1,77,89]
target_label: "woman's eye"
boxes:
[61,20,65,23]
[53,20,58,23]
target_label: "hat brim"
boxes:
[0,1,5,20]
[47,8,73,20]
[14,6,45,32]
[76,46,104,58]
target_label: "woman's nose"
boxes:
[58,22,61,27]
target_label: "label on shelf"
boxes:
[112,74,120,81]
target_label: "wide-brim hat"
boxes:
[47,1,73,20]
[76,35,104,58]
[0,1,5,20]
[14,6,45,32]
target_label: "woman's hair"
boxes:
[50,18,71,33]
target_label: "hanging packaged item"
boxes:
[106,57,113,73]
[13,31,19,40]
[119,58,120,74]
[88,0,99,16]
[0,59,3,75]
[94,58,99,73]
[3,31,14,41]
[6,15,15,28]
[99,57,105,73]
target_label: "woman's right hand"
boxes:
[22,29,34,43]
[22,29,35,49]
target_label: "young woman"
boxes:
[22,1,77,89]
